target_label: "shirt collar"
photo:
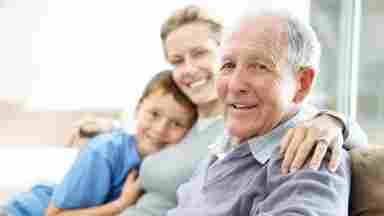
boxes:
[209,108,307,164]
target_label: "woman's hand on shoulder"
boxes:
[280,114,344,174]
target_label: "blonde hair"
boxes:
[160,5,223,59]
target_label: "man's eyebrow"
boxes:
[246,53,276,64]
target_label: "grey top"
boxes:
[119,116,224,216]
[167,109,351,216]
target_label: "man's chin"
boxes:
[226,124,251,143]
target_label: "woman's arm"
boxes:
[45,170,143,216]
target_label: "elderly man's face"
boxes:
[216,16,305,141]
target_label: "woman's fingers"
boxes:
[328,133,343,172]
[281,127,306,175]
[280,128,294,155]
[290,128,318,172]
[280,113,347,174]
[309,139,329,171]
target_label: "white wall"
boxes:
[0,100,120,146]
[0,0,46,102]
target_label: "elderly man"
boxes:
[166,9,350,216]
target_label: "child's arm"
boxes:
[45,200,123,216]
[45,170,143,216]
[48,131,140,215]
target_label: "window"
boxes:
[311,0,383,144]
[357,0,384,145]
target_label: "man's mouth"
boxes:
[230,103,258,110]
[229,103,258,112]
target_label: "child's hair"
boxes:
[136,70,198,122]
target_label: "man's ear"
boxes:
[293,67,315,104]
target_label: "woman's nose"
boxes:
[182,56,199,76]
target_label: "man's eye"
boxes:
[255,63,270,72]
[248,63,270,73]
[258,64,268,70]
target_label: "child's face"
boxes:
[135,91,195,157]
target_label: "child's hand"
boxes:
[118,170,144,210]
[66,117,120,148]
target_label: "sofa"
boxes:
[350,145,384,216]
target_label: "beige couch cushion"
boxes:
[350,145,384,216]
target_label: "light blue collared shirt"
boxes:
[168,108,351,216]
[209,109,307,164]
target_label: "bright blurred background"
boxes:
[0,0,383,200]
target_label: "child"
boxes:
[1,70,197,216]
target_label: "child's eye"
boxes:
[150,111,160,119]
[170,121,184,128]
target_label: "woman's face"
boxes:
[165,23,220,106]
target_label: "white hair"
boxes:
[226,8,321,73]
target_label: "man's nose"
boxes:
[227,69,249,95]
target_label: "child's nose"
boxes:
[152,118,168,137]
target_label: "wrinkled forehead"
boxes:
[221,15,288,62]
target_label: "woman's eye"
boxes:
[220,62,236,73]
[170,58,183,66]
